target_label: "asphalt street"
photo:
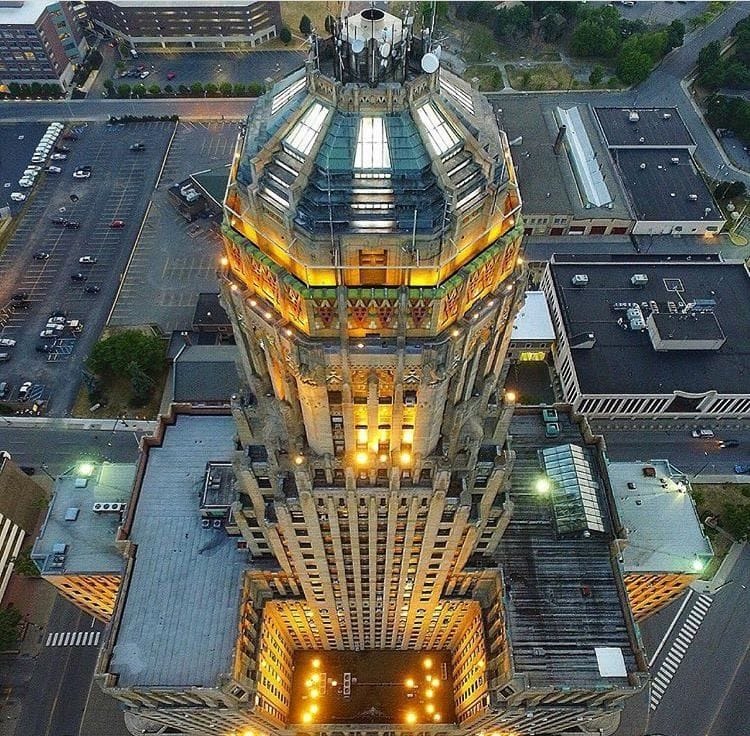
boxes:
[10,595,103,736]
[0,425,144,476]
[648,546,750,736]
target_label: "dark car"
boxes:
[11,300,30,311]
[720,439,740,448]
[70,272,87,282]
[50,309,66,317]
[36,343,52,353]
[19,466,35,476]
[129,142,145,151]
[735,464,750,474]
[12,292,28,301]
[62,132,79,141]
[51,217,67,226]
[64,221,80,229]
[55,145,70,153]
[84,285,101,294]
[33,251,50,260]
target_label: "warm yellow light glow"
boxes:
[536,477,551,494]
[426,703,435,714]
[302,712,313,724]
[309,704,319,714]
[405,711,418,725]
[402,428,414,444]
[311,673,320,683]
[431,679,440,689]
[357,342,365,348]
[356,451,369,466]
[312,658,321,668]
[505,391,516,403]
[77,462,94,477]
[220,256,229,266]
[264,311,272,319]
[250,299,257,307]
[379,453,388,463]
[451,328,460,337]
[285,328,293,336]
[305,679,313,688]
[423,657,432,669]
[310,688,319,698]
[405,678,415,688]
[400,452,412,465]
[230,283,238,291]
[357,428,368,444]
[294,455,304,465]
[331,679,337,687]
[433,714,441,722]
[425,689,434,699]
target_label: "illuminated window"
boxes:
[284,102,329,158]
[519,351,546,362]
[416,102,460,156]
[270,75,306,115]
[354,117,391,170]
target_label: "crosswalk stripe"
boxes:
[661,661,677,675]
[46,633,53,646]
[75,632,83,645]
[45,630,101,647]
[651,680,666,694]
[85,631,94,645]
[93,631,100,646]
[63,632,71,646]
[673,641,687,654]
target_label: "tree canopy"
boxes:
[0,606,21,651]
[87,330,165,379]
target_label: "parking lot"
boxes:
[90,48,305,98]
[109,120,239,333]
[0,121,174,415]
[0,121,50,216]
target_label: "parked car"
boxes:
[719,439,740,448]
[31,157,45,164]
[51,217,67,226]
[0,338,17,347]
[84,285,101,294]
[109,220,125,228]
[64,221,80,229]
[734,464,750,474]
[10,192,26,202]
[39,329,58,338]
[18,179,33,188]
[139,70,150,79]
[12,292,28,302]
[129,142,145,151]
[48,316,66,324]
[62,132,79,141]
[0,353,10,363]
[33,251,50,260]
[72,169,91,179]
[26,165,42,171]
[691,429,715,438]
[54,145,70,153]
[50,153,67,160]
[18,381,32,399]
[0,381,8,398]
[45,166,62,174]
[70,273,87,282]
[36,343,52,353]
[78,255,97,264]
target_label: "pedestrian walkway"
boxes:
[649,593,712,711]
[45,630,101,647]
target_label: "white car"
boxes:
[18,381,32,397]
[10,192,26,202]
[26,165,42,171]
[50,153,67,160]
[48,316,66,324]
[72,170,91,179]
[44,323,64,331]
[31,156,46,164]
[36,145,52,153]
[45,166,61,174]
[39,329,58,338]
[18,179,33,188]
[78,255,97,264]
[23,169,38,177]
[0,338,17,347]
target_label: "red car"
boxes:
[110,219,125,228]
[167,71,176,80]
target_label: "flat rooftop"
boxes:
[511,291,555,342]
[173,344,241,404]
[32,464,135,576]
[289,650,456,725]
[496,414,640,688]
[495,98,630,220]
[594,107,695,148]
[549,258,750,396]
[608,460,713,573]
[109,415,247,688]
[0,0,48,25]
[613,149,719,223]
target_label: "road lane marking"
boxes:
[649,589,693,667]
[45,630,102,647]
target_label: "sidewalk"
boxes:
[692,541,746,595]
[0,417,156,432]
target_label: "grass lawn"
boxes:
[280,1,330,37]
[506,63,578,91]
[463,65,504,92]
[692,482,750,576]
[71,370,166,420]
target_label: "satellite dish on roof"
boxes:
[380,42,391,58]
[351,37,365,54]
[421,52,439,74]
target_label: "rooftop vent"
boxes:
[92,502,126,513]
[671,157,680,164]
[639,163,647,170]
[688,194,698,201]
[638,136,645,143]
[571,274,589,287]
[628,111,640,122]
[631,273,648,287]
[64,507,80,521]
[663,112,672,119]
[74,477,88,488]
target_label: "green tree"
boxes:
[697,39,722,73]
[178,84,190,96]
[493,4,532,42]
[233,82,246,96]
[219,81,233,96]
[147,83,160,95]
[87,330,165,379]
[324,14,336,35]
[299,14,312,36]
[0,606,22,652]
[666,19,685,50]
[723,502,750,540]
[190,81,204,96]
[115,60,125,71]
[117,83,131,98]
[8,82,20,97]
[30,82,42,97]
[12,548,39,577]
[132,83,146,97]
[280,26,292,44]
[589,64,605,86]
[164,84,174,95]
[18,84,31,99]
[104,78,114,91]
[465,25,495,63]
[118,41,130,59]
[570,5,622,58]
[715,180,747,199]
[204,82,218,96]
[616,42,653,85]
[128,362,155,405]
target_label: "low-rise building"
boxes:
[85,0,281,50]
[541,255,750,419]
[31,463,135,621]
[594,107,696,152]
[508,290,555,363]
[0,0,88,90]
[608,459,713,620]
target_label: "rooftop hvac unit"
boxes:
[571,274,589,287]
[185,191,200,203]
[663,113,672,119]
[631,274,648,287]
[180,184,192,196]
[688,194,698,201]
[670,157,680,164]
[628,111,640,122]
[639,163,647,170]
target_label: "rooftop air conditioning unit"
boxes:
[663,113,672,119]
[631,274,648,287]
[185,191,200,202]
[571,274,589,287]
[92,502,105,512]
[670,157,680,164]
[688,194,698,201]
[639,163,647,170]
[628,111,640,122]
